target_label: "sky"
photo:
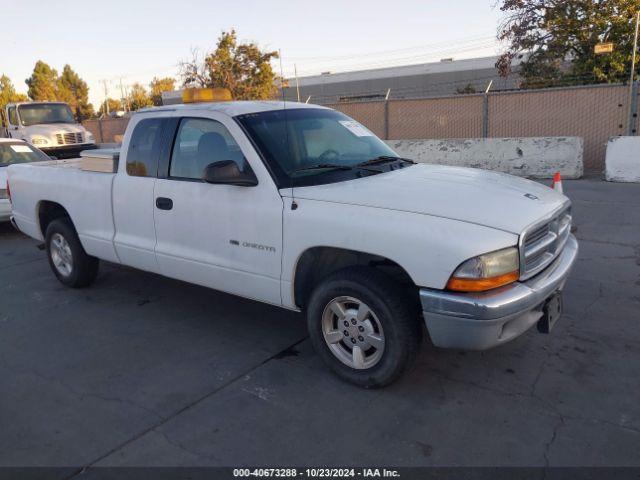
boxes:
[2,0,505,108]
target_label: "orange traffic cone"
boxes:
[551,172,563,194]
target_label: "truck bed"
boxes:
[32,158,84,169]
[8,160,120,263]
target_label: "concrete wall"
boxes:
[605,137,640,182]
[385,137,584,179]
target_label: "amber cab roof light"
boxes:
[182,88,233,104]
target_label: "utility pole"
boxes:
[294,64,301,102]
[628,11,640,135]
[101,80,110,116]
[119,78,127,112]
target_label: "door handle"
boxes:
[155,197,173,210]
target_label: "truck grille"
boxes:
[520,205,571,280]
[55,133,83,145]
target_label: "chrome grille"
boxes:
[524,224,550,248]
[55,132,83,145]
[520,205,572,280]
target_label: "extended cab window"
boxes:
[126,118,165,177]
[170,118,244,180]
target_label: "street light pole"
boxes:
[628,11,640,135]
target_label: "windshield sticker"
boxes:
[339,120,373,137]
[10,145,33,153]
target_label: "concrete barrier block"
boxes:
[605,137,640,183]
[385,137,583,179]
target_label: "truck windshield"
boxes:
[17,103,75,126]
[0,142,50,166]
[236,108,402,187]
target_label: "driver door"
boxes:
[153,113,284,305]
[4,107,20,138]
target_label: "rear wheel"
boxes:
[307,267,421,388]
[45,218,99,288]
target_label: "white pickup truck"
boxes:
[7,100,578,387]
[1,102,96,159]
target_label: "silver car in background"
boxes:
[0,139,51,222]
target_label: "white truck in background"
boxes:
[1,102,96,159]
[6,99,578,387]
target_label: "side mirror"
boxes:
[202,160,258,187]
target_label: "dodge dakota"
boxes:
[7,100,578,387]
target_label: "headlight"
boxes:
[446,247,519,292]
[30,136,49,146]
[85,131,94,142]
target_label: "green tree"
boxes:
[180,29,279,100]
[97,98,123,117]
[149,77,176,106]
[128,82,153,111]
[57,65,94,120]
[497,0,640,88]
[25,61,59,101]
[1,74,28,112]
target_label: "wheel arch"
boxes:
[37,200,73,238]
[292,246,417,310]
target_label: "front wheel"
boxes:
[307,267,422,388]
[45,218,99,288]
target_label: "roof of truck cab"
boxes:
[136,100,327,117]
[7,102,70,107]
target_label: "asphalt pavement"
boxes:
[0,178,639,472]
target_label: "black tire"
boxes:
[307,266,422,388]
[45,218,99,288]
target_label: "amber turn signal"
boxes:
[446,270,519,292]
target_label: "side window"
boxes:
[126,118,165,177]
[8,107,18,126]
[170,118,244,180]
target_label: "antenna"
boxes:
[278,50,297,210]
[279,49,286,105]
[294,64,301,102]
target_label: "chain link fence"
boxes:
[84,82,638,174]
[83,117,129,145]
[328,82,637,173]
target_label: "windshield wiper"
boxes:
[290,163,354,173]
[291,163,385,176]
[356,156,415,167]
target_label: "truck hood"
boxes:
[285,164,569,234]
[23,124,85,136]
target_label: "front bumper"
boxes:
[9,215,19,231]
[41,143,97,159]
[420,234,579,350]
